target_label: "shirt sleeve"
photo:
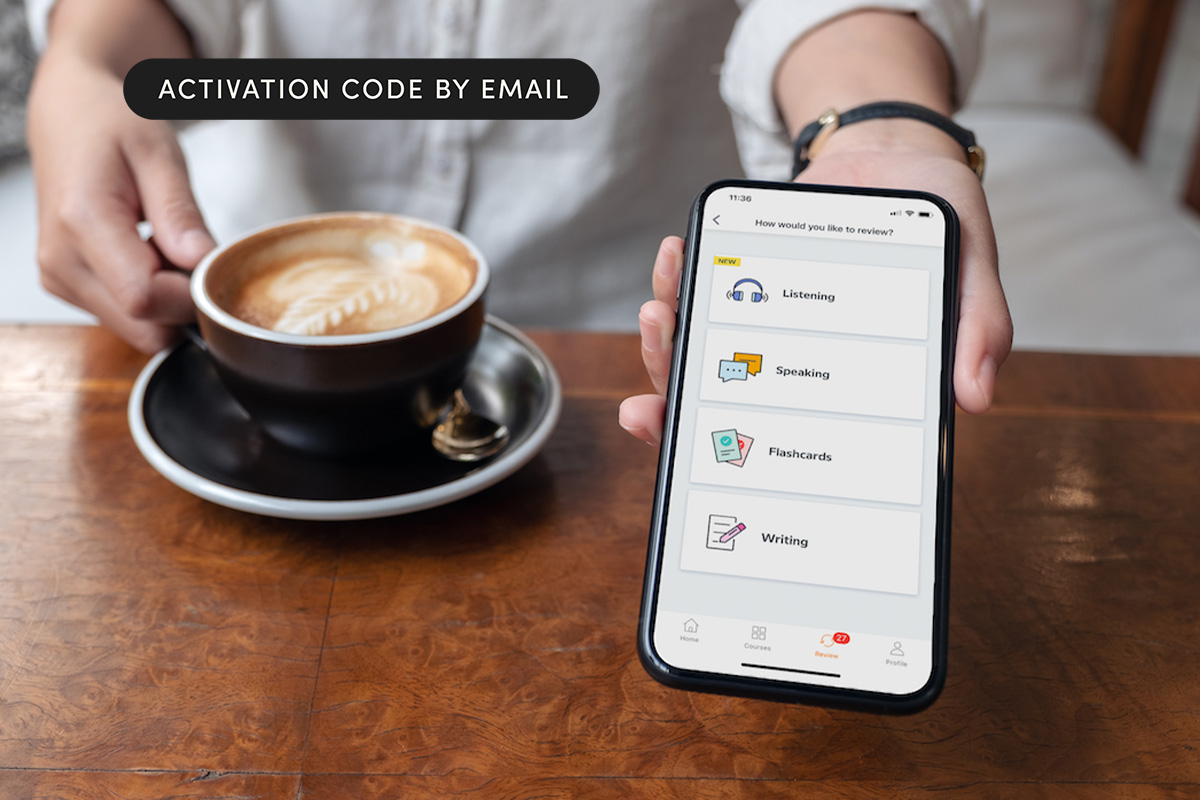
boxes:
[25,0,54,49]
[720,0,984,179]
[26,0,246,57]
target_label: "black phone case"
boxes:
[636,178,960,714]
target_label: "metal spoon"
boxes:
[432,389,510,462]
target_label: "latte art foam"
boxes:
[227,231,475,336]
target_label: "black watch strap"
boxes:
[791,101,985,180]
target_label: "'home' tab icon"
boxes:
[683,619,699,634]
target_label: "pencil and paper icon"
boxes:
[707,514,746,551]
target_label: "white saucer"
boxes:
[128,316,561,520]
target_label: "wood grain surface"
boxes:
[1,326,1198,798]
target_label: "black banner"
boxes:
[124,58,599,120]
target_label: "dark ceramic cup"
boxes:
[191,213,488,456]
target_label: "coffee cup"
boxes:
[191,212,488,456]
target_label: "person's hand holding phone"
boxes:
[636,180,962,709]
[619,9,1012,445]
[619,143,1011,444]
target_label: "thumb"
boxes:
[123,127,216,270]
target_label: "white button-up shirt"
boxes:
[30,0,981,330]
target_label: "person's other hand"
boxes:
[618,144,1012,446]
[27,49,215,353]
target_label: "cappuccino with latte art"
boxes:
[208,216,477,337]
[191,212,488,454]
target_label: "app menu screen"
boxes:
[650,185,952,696]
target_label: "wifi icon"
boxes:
[905,210,915,217]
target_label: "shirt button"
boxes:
[440,7,460,30]
[434,153,454,175]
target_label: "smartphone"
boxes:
[637,179,959,713]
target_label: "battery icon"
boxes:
[918,211,931,218]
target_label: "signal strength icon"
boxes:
[890,210,902,216]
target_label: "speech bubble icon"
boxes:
[718,360,749,382]
[733,352,763,376]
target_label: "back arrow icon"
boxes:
[712,215,721,225]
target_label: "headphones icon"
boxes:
[727,278,767,303]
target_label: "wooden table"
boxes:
[1,325,1197,798]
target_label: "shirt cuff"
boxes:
[26,0,244,57]
[721,0,984,179]
[25,0,56,50]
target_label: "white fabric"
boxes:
[15,0,1200,354]
[965,0,1110,110]
[725,0,984,177]
[25,0,981,331]
[962,107,1200,354]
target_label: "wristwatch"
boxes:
[791,101,986,180]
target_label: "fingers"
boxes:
[652,236,684,309]
[26,55,204,353]
[30,80,203,345]
[59,181,197,326]
[38,247,183,353]
[123,129,216,269]
[639,299,676,396]
[618,393,666,446]
[952,205,1012,414]
[640,236,684,397]
[954,280,1012,413]
[623,236,683,442]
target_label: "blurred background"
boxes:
[1,0,1198,353]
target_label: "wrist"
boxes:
[791,102,984,179]
[816,116,967,164]
[773,10,957,131]
[44,0,195,77]
[38,44,120,81]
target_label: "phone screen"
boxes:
[642,181,957,706]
